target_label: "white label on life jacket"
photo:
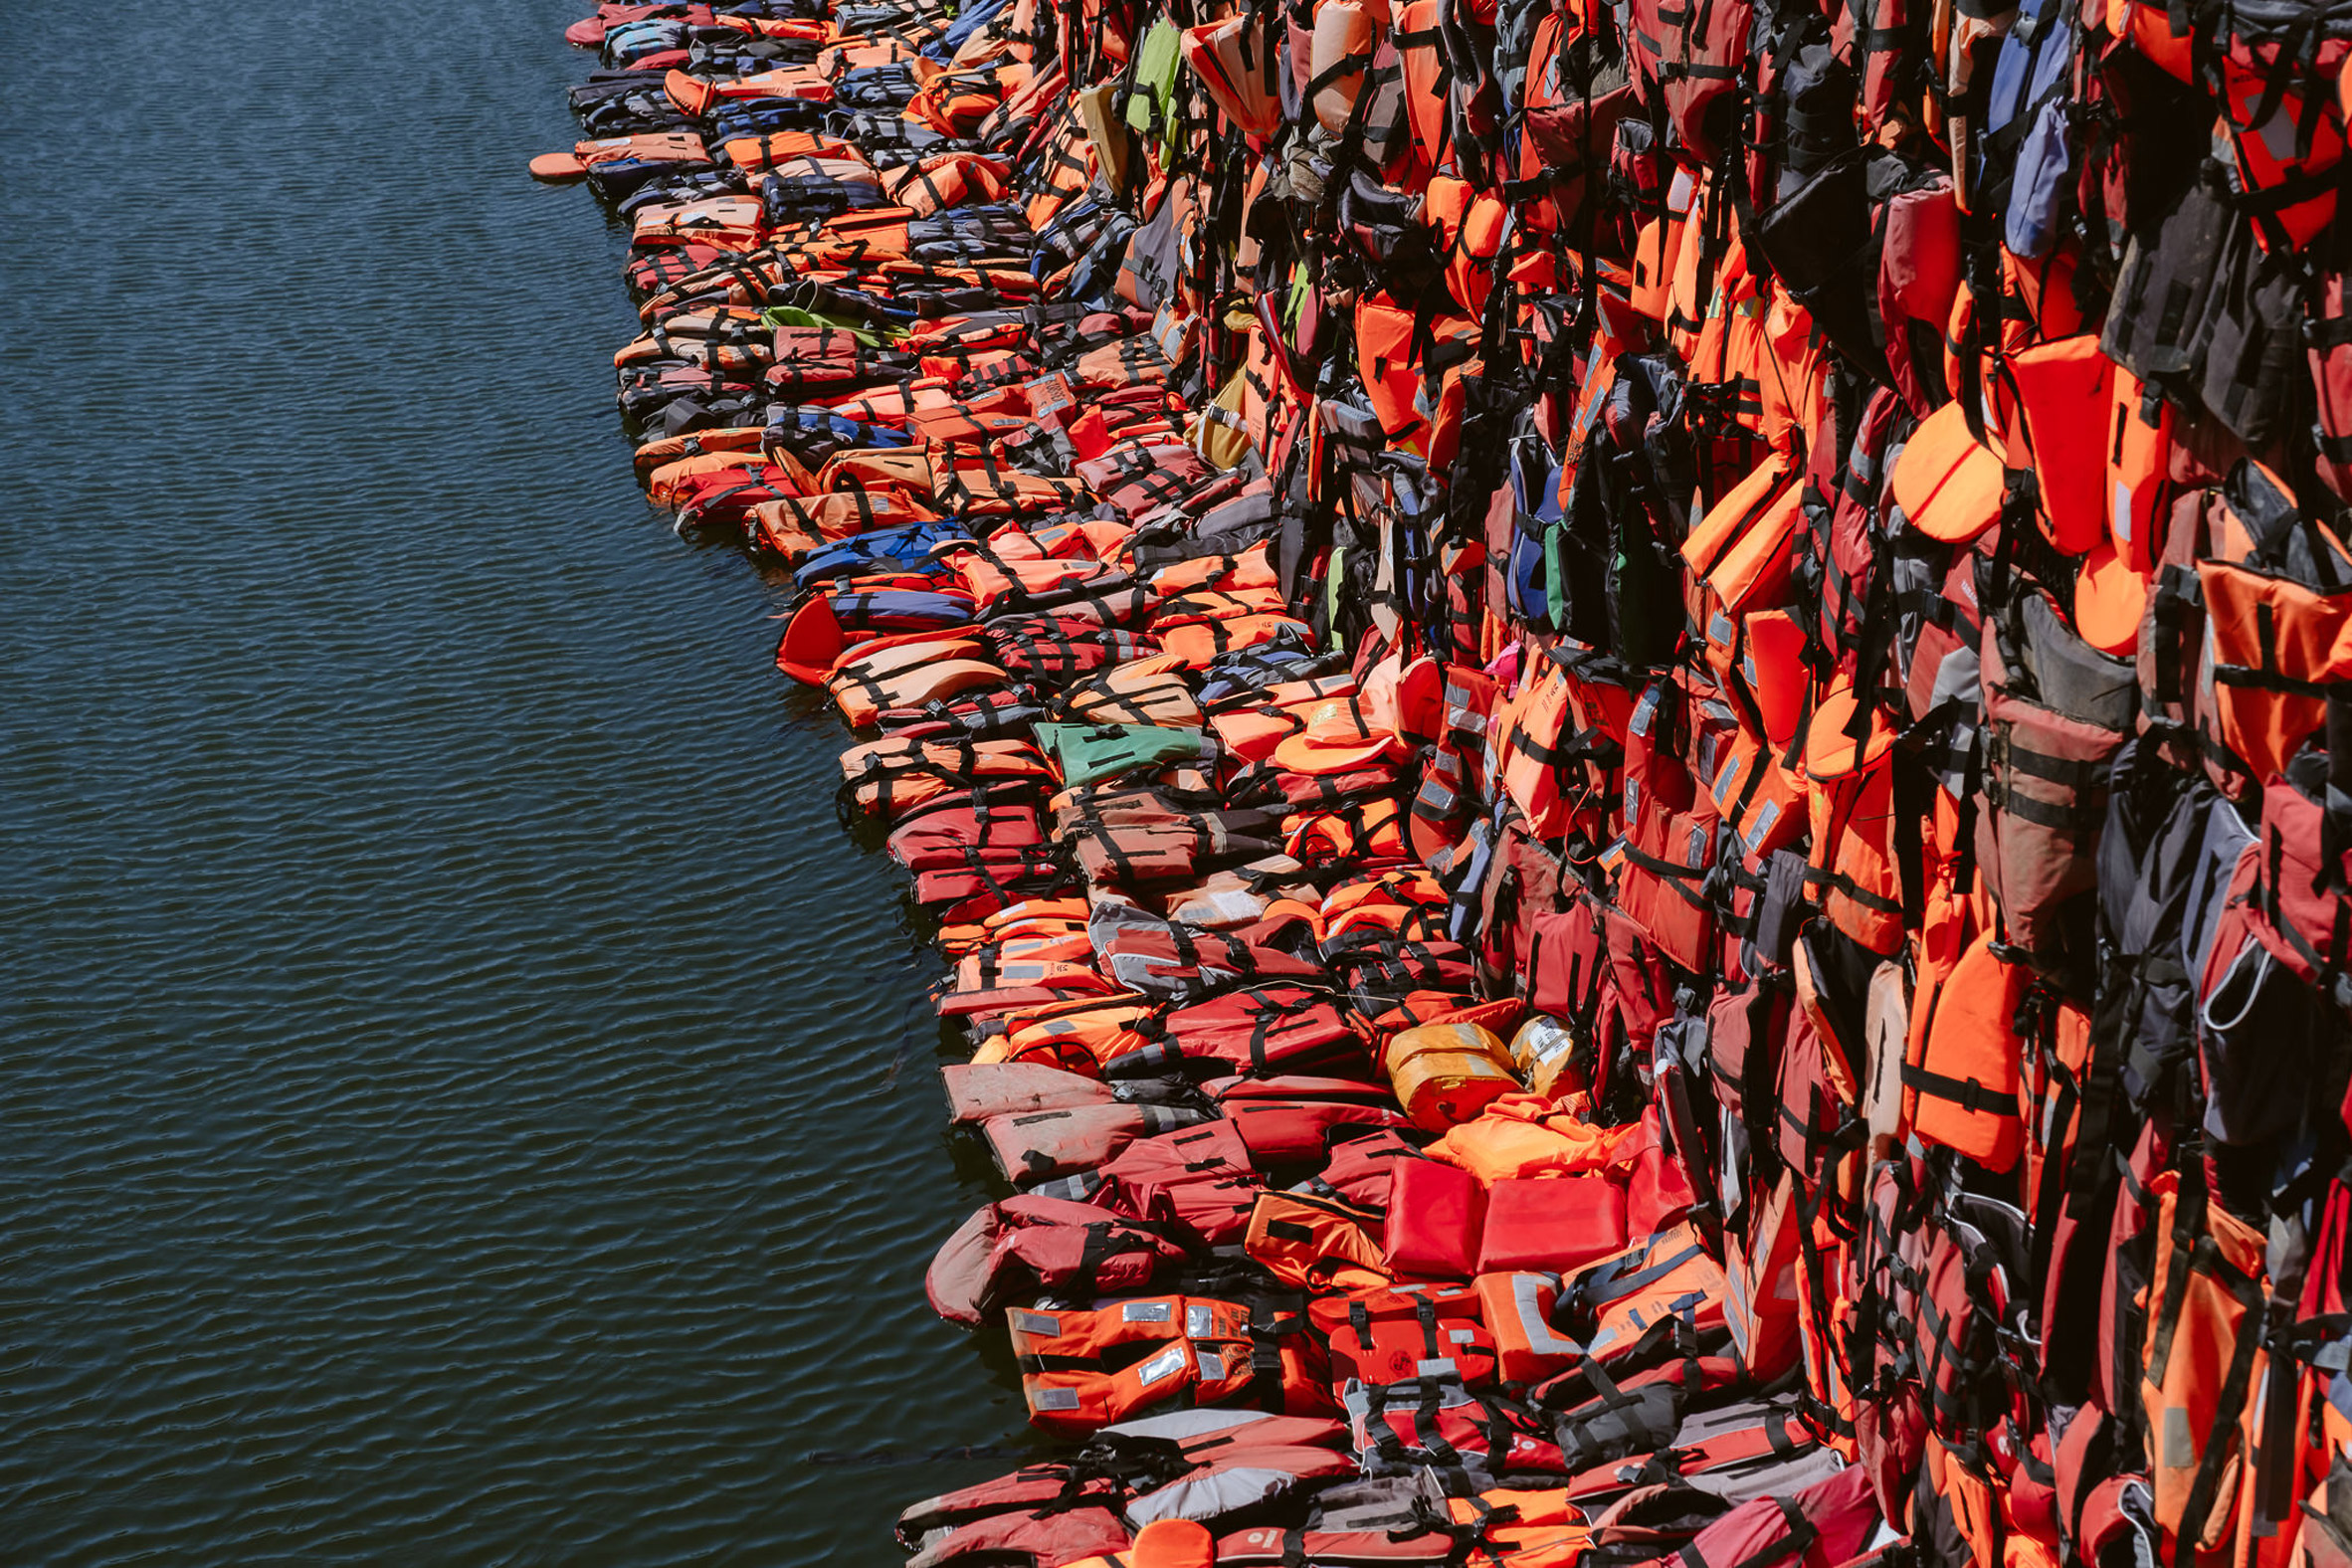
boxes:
[1186,1304,1215,1338]
[1008,1309,1061,1337]
[1121,1300,1175,1323]
[1135,1345,1189,1387]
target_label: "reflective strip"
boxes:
[1135,1345,1189,1386]
[1630,685,1664,736]
[1009,1309,1061,1336]
[1031,1387,1082,1411]
[1121,1300,1175,1323]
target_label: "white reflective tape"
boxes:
[1121,1300,1175,1323]
[1630,685,1663,735]
[1032,1387,1082,1412]
[1008,1309,1061,1337]
[1135,1345,1190,1387]
[1186,1304,1214,1337]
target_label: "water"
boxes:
[0,4,1020,1560]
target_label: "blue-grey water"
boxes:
[0,3,1020,1561]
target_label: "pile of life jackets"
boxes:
[542,0,2352,1559]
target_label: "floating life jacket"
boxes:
[1008,1296,1207,1434]
[1103,982,1367,1079]
[838,735,1055,820]
[925,1192,1190,1325]
[942,1062,1114,1124]
[902,1503,1131,1568]
[887,787,1047,874]
[976,1100,1212,1184]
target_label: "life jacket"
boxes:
[1888,396,2005,547]
[1181,13,1285,137]
[902,1503,1131,1568]
[1669,1461,1880,1568]
[1110,1410,1362,1530]
[894,1464,1124,1546]
[1900,928,2027,1171]
[1219,1094,1415,1165]
[2138,1167,2269,1557]
[2198,528,2352,787]
[886,788,1047,873]
[1050,1516,1220,1568]
[1088,904,1329,998]
[1723,1168,1806,1382]
[977,1101,1211,1185]
[834,646,1008,729]
[2240,754,2352,1005]
[1509,1016,1589,1101]
[1383,1157,1487,1278]
[1104,983,1369,1079]
[1018,1295,1322,1436]
[1559,1222,1730,1364]
[942,1062,1116,1125]
[1874,180,1961,417]
[1609,789,1719,976]
[997,993,1160,1074]
[838,735,1055,821]
[1383,1021,1524,1129]
[1245,1189,1393,1291]
[2213,10,2351,255]
[1007,1296,1207,1434]
[1495,661,1625,844]
[1654,1395,1846,1501]
[1346,1371,1566,1486]
[1039,1119,1264,1247]
[1313,1281,1502,1388]
[1802,685,1906,957]
[1321,926,1481,1007]
[1472,1272,1586,1386]
[1994,333,2115,556]
[1475,1176,1629,1275]
[925,1193,1191,1326]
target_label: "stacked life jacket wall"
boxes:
[541,0,2352,1560]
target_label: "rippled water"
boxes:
[0,4,1019,1561]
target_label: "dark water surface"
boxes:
[0,4,1021,1561]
